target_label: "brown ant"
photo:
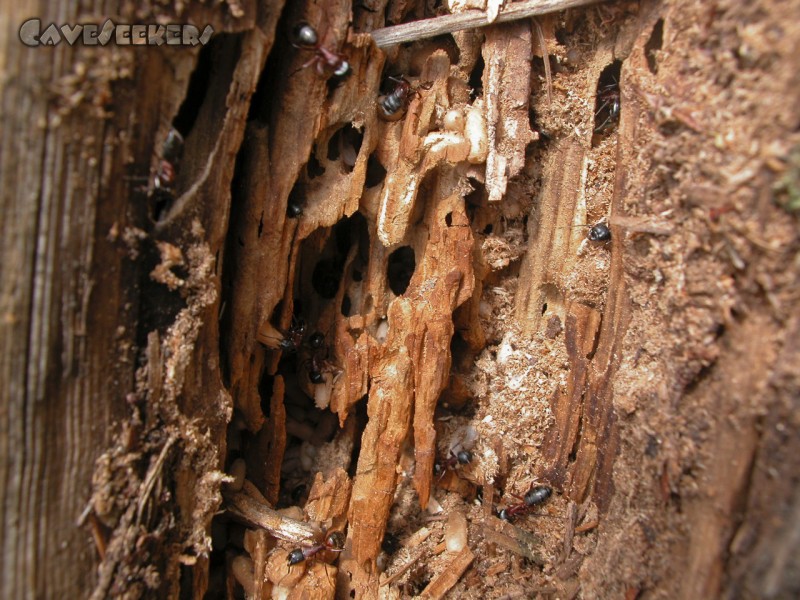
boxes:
[287,531,345,566]
[291,22,351,79]
[497,484,552,522]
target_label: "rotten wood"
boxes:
[5,0,800,598]
[418,546,475,599]
[481,518,545,565]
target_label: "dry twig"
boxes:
[370,0,607,47]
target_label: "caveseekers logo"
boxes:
[19,18,214,46]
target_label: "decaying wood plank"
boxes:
[482,21,537,202]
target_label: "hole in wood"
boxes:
[287,178,307,217]
[645,19,664,74]
[468,54,485,100]
[387,246,416,295]
[592,60,622,144]
[327,124,364,173]
[312,258,344,299]
[365,152,387,188]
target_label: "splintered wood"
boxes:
[170,0,629,597]
[419,547,475,599]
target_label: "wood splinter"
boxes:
[418,546,475,599]
[226,489,318,545]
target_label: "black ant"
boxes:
[287,201,304,218]
[378,76,413,121]
[378,76,433,121]
[497,484,552,522]
[278,318,307,353]
[291,22,351,79]
[594,79,620,133]
[154,128,183,193]
[287,531,345,566]
[558,221,612,243]
[305,331,329,384]
[433,449,473,483]
[588,222,611,242]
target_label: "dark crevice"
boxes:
[341,294,352,316]
[645,19,664,74]
[365,152,387,188]
[592,60,622,145]
[327,124,364,173]
[172,40,213,137]
[287,178,306,218]
[312,259,344,299]
[387,246,415,295]
[468,54,485,100]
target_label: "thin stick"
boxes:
[370,0,607,48]
[532,18,552,104]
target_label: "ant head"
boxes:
[292,22,318,48]
[326,531,345,550]
[309,370,325,384]
[287,201,303,218]
[308,332,325,349]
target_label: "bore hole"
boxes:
[287,179,306,217]
[445,212,453,226]
[312,259,344,299]
[541,302,548,315]
[341,294,352,316]
[172,39,215,136]
[593,60,622,140]
[327,124,364,173]
[468,54,485,100]
[365,153,387,188]
[387,246,415,295]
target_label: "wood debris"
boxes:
[418,546,475,599]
